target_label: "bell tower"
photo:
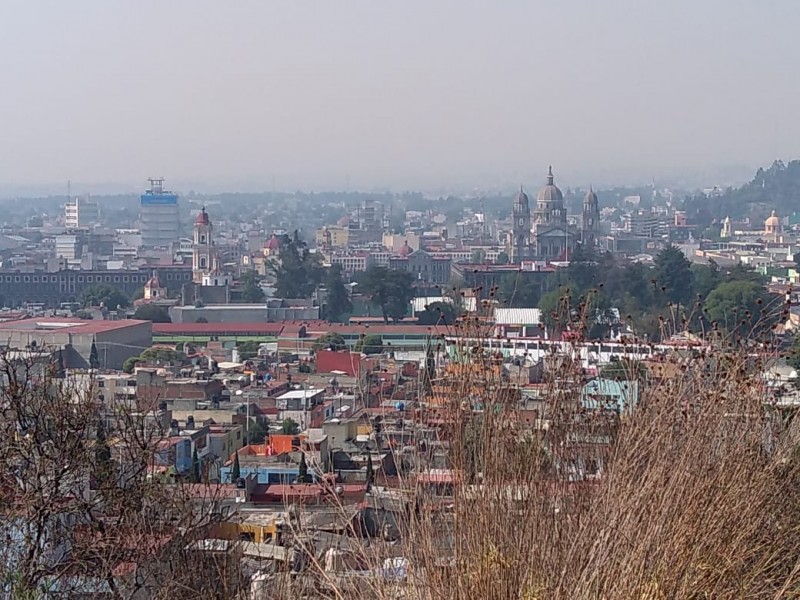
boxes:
[192,207,218,283]
[512,185,531,262]
[582,186,599,247]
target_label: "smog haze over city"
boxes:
[1,0,799,195]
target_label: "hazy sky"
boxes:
[1,1,799,193]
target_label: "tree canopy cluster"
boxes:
[80,284,130,310]
[269,231,324,299]
[354,266,415,324]
[238,270,266,304]
[123,346,184,373]
[354,334,384,355]
[537,244,776,341]
[324,265,352,323]
[132,303,171,323]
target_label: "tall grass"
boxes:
[261,291,800,599]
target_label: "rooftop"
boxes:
[0,317,150,335]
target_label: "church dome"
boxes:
[514,185,530,210]
[536,166,564,205]
[145,273,162,289]
[195,206,210,225]
[765,210,780,229]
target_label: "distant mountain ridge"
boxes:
[691,159,800,221]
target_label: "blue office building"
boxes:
[140,178,180,248]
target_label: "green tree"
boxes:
[787,335,800,371]
[653,245,693,307]
[138,346,183,365]
[565,243,600,294]
[357,266,415,323]
[269,231,324,299]
[237,341,261,360]
[298,452,309,483]
[355,334,384,355]
[704,280,775,337]
[122,356,140,374]
[618,262,654,313]
[231,451,241,481]
[247,419,268,444]
[691,261,721,301]
[417,301,458,325]
[189,447,200,484]
[132,304,171,323]
[239,270,266,303]
[324,265,352,323]
[313,332,347,351]
[495,251,510,265]
[80,284,130,309]
[281,418,299,435]
[499,272,542,308]
[89,340,99,369]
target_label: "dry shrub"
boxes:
[280,295,800,600]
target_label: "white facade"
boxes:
[64,197,99,228]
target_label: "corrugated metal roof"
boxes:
[493,308,542,325]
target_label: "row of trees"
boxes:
[529,244,776,340]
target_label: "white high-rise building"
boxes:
[64,196,99,228]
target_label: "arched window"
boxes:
[200,235,206,244]
[200,257,207,268]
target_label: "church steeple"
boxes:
[193,207,218,283]
[582,186,599,247]
[512,184,531,263]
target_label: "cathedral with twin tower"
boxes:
[511,166,599,262]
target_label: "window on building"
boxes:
[77,276,83,283]
[23,276,30,283]
[87,276,93,283]
[32,276,38,283]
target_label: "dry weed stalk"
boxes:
[277,288,800,600]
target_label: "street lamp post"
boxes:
[235,389,248,443]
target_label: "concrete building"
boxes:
[0,266,192,308]
[54,233,86,262]
[388,249,451,285]
[0,317,152,370]
[64,196,99,228]
[139,178,179,248]
[316,226,350,250]
[168,302,319,324]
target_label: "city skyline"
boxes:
[0,1,798,193]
